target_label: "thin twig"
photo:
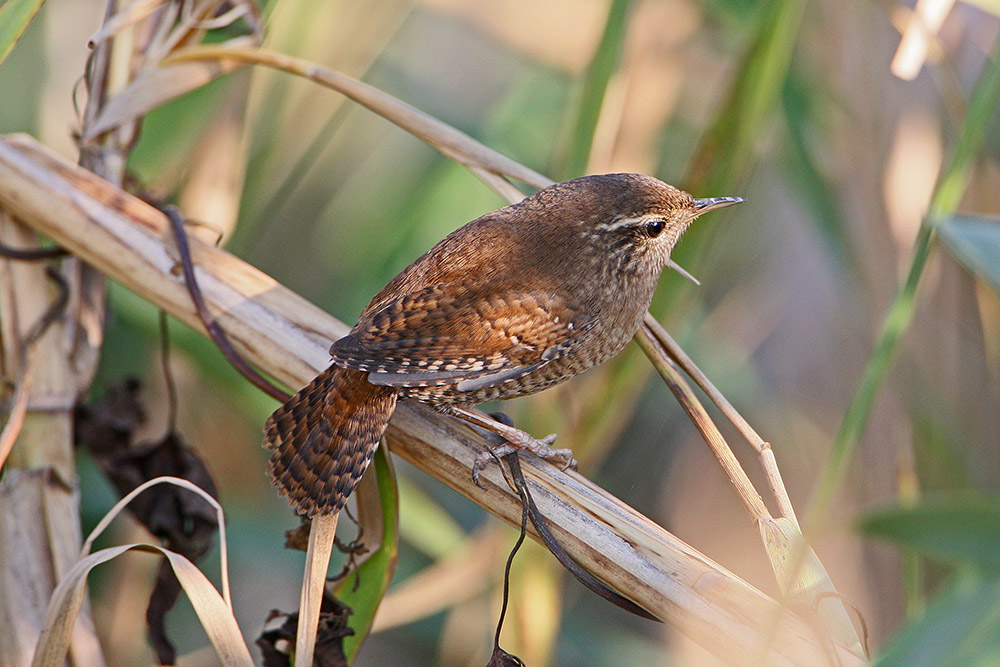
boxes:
[0,267,70,469]
[158,311,179,434]
[643,313,798,527]
[493,469,528,656]
[506,453,660,621]
[635,322,770,523]
[163,206,290,402]
[0,242,68,261]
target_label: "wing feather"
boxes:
[330,284,588,391]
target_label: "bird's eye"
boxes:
[645,219,665,238]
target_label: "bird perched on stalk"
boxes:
[264,173,742,517]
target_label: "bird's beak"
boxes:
[692,196,745,215]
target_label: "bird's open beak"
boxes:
[692,196,745,215]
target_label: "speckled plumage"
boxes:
[265,173,740,517]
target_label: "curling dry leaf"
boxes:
[32,543,250,666]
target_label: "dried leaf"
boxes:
[84,54,250,138]
[32,543,251,667]
[104,429,219,557]
[75,381,219,560]
[87,0,166,48]
[486,646,525,667]
[75,380,220,663]
[257,593,353,667]
[74,377,145,458]
[284,517,311,552]
[759,517,865,657]
[147,558,184,664]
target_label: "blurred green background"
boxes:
[2,0,1000,664]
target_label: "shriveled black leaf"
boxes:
[487,646,525,667]
[105,430,219,559]
[147,559,183,665]
[75,379,220,665]
[74,377,146,459]
[257,593,354,667]
[285,517,311,552]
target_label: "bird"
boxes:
[264,173,743,517]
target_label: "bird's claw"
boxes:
[472,443,515,488]
[471,433,576,487]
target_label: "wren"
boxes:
[264,173,742,517]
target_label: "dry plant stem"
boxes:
[0,220,104,667]
[0,134,863,666]
[0,345,31,469]
[161,46,552,189]
[642,313,800,528]
[467,166,535,203]
[296,513,339,667]
[0,264,67,469]
[0,0,134,661]
[160,48,700,331]
[635,324,770,523]
[638,323,862,655]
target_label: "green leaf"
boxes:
[759,517,865,657]
[875,573,1000,667]
[938,214,1000,293]
[0,0,45,67]
[780,70,854,273]
[556,0,632,179]
[685,0,807,195]
[860,495,1000,570]
[807,35,1000,528]
[398,476,466,560]
[333,443,399,662]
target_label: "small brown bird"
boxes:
[265,173,742,517]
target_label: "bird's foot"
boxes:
[466,410,577,487]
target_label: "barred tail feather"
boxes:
[264,365,397,517]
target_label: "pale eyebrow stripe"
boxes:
[593,215,650,232]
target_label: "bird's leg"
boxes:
[440,405,577,486]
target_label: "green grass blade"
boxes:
[333,443,399,662]
[659,0,806,303]
[874,573,1000,667]
[780,71,855,273]
[808,35,1000,527]
[0,0,45,67]
[685,0,807,196]
[557,0,632,178]
[860,495,1000,571]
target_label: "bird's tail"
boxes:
[264,365,397,517]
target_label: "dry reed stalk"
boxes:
[0,215,105,667]
[0,132,864,666]
[0,3,265,664]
